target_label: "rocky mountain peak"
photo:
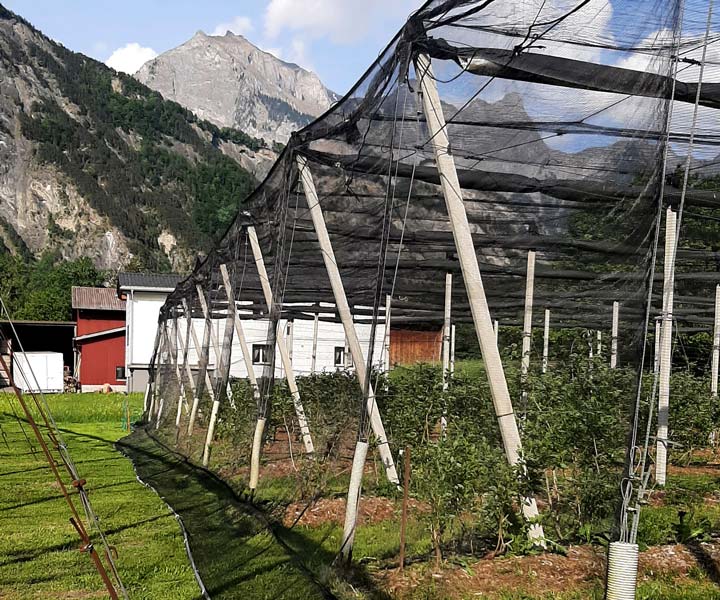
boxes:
[135,32,337,144]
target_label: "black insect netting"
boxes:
[142,0,720,589]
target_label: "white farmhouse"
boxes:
[118,273,388,393]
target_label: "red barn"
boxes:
[71,287,126,392]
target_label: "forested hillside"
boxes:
[0,4,266,272]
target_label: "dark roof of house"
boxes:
[117,272,182,292]
[71,287,126,311]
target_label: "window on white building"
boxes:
[252,344,271,365]
[334,346,344,367]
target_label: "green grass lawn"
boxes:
[0,392,200,599]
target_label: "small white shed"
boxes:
[13,352,64,393]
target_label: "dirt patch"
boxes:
[383,543,720,599]
[283,496,428,528]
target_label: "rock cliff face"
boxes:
[0,5,261,271]
[136,31,337,144]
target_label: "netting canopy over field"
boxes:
[145,0,720,593]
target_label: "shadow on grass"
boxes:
[117,427,345,600]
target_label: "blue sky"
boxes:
[3,0,422,94]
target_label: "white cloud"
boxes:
[106,43,157,74]
[211,16,253,37]
[264,0,416,44]
[287,37,312,69]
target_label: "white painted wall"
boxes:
[126,291,387,392]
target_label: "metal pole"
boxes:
[656,208,676,486]
[416,52,544,543]
[542,309,550,374]
[247,225,314,455]
[611,301,619,369]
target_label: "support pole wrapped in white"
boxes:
[249,417,267,491]
[339,440,369,562]
[712,285,720,397]
[611,301,619,369]
[442,273,452,389]
[542,309,550,374]
[606,542,638,600]
[450,324,456,377]
[521,251,536,389]
[416,52,544,544]
[656,208,677,486]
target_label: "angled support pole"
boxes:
[144,323,163,417]
[247,225,315,455]
[175,310,197,406]
[196,284,234,405]
[611,301,619,369]
[297,154,400,562]
[183,297,216,436]
[656,208,677,486]
[170,311,187,428]
[220,263,265,489]
[298,154,399,482]
[197,282,235,467]
[416,52,544,544]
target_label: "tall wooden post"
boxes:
[657,208,677,486]
[611,301,619,369]
[712,286,720,397]
[247,225,314,455]
[493,320,499,343]
[416,52,544,543]
[542,309,550,374]
[297,154,400,561]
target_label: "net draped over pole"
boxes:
[144,0,720,576]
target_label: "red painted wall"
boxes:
[75,309,125,336]
[76,309,126,386]
[78,333,126,386]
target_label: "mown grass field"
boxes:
[0,392,200,599]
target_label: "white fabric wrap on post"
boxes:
[606,542,638,600]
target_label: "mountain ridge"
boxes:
[136,30,338,144]
[0,4,270,272]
